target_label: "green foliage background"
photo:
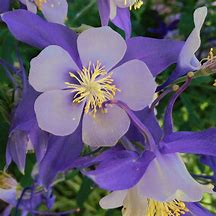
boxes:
[0,0,216,215]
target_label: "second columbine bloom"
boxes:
[29,26,156,147]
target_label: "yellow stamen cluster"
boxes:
[147,199,189,216]
[124,0,144,10]
[34,0,47,10]
[65,61,120,114]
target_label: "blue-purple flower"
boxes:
[79,75,216,215]
[19,0,68,24]
[29,26,157,147]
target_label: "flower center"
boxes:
[146,199,189,216]
[65,61,120,114]
[124,0,144,10]
[34,0,47,10]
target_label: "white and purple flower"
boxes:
[29,26,157,147]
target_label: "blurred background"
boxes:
[0,0,216,215]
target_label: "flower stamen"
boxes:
[146,199,189,216]
[65,61,120,114]
[124,0,143,10]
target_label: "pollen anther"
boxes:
[65,61,120,114]
[146,199,189,216]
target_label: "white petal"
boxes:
[99,190,127,209]
[179,6,207,70]
[122,187,148,216]
[137,153,214,202]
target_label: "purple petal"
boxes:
[126,107,162,145]
[112,60,157,111]
[6,131,28,173]
[185,202,214,216]
[161,128,216,156]
[77,26,126,70]
[42,0,68,24]
[39,127,83,188]
[29,124,48,163]
[35,90,84,136]
[84,150,155,190]
[112,7,131,39]
[2,10,80,64]
[97,0,110,26]
[121,37,184,76]
[82,105,130,147]
[0,0,11,13]
[29,45,79,92]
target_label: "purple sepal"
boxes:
[161,128,216,156]
[0,0,11,13]
[2,10,80,65]
[185,202,214,216]
[38,125,83,188]
[121,37,184,76]
[7,85,48,173]
[83,150,155,191]
[97,0,110,26]
[112,7,131,39]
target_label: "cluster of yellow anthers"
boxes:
[124,0,144,10]
[34,0,47,10]
[146,199,189,216]
[65,61,120,114]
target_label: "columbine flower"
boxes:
[29,26,157,147]
[97,0,143,38]
[19,0,68,24]
[80,76,216,215]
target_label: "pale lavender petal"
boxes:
[112,60,157,111]
[82,105,130,147]
[109,0,117,19]
[77,26,126,70]
[26,0,37,13]
[100,191,127,209]
[178,7,207,71]
[34,90,84,136]
[163,7,208,86]
[29,45,79,92]
[137,153,214,202]
[7,130,28,174]
[42,0,68,24]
